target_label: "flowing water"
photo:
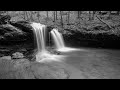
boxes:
[31,22,65,62]
[31,22,46,52]
[31,22,78,63]
[51,29,65,49]
[50,29,78,52]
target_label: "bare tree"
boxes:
[77,11,82,19]
[37,11,41,23]
[60,11,63,27]
[46,11,49,18]
[30,11,34,22]
[55,11,58,20]
[92,11,96,20]
[53,11,56,22]
[24,11,31,21]
[89,11,92,21]
[67,11,70,24]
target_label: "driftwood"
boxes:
[96,15,113,29]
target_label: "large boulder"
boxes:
[0,20,34,42]
[0,15,11,24]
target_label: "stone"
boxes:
[0,15,11,25]
[30,63,70,79]
[0,20,34,42]
[14,59,30,68]
[12,52,24,59]
[0,56,11,60]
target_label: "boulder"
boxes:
[0,20,34,42]
[12,52,24,59]
[0,15,11,25]
[0,56,11,60]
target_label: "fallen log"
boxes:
[96,15,113,29]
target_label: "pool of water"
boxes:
[45,47,120,79]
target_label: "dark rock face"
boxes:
[0,18,35,46]
[63,28,120,49]
[0,15,11,24]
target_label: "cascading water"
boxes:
[50,28,79,52]
[51,28,65,49]
[31,22,46,52]
[30,22,78,62]
[30,22,65,62]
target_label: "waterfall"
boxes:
[51,28,65,49]
[50,28,78,52]
[31,22,46,52]
[30,22,77,62]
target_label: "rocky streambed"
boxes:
[0,15,70,79]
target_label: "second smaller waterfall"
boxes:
[51,29,65,50]
[51,29,78,52]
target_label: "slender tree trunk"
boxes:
[109,11,111,19]
[55,11,57,20]
[92,11,96,20]
[25,11,29,21]
[89,11,92,21]
[46,11,49,18]
[46,11,49,23]
[30,11,34,22]
[22,11,26,20]
[60,11,63,28]
[37,11,41,23]
[67,11,70,24]
[78,11,80,19]
[53,11,56,22]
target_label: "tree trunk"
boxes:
[46,11,49,18]
[60,11,63,28]
[23,11,26,20]
[89,11,92,21]
[67,11,70,24]
[37,11,41,23]
[53,11,56,22]
[55,11,57,20]
[92,11,96,20]
[77,11,81,19]
[96,15,112,29]
[25,11,30,21]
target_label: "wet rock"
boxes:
[0,15,11,25]
[0,24,26,41]
[0,57,69,79]
[14,59,30,68]
[0,56,11,60]
[19,48,27,52]
[0,54,4,57]
[12,52,24,59]
[9,21,33,33]
[30,63,70,79]
[0,20,34,42]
